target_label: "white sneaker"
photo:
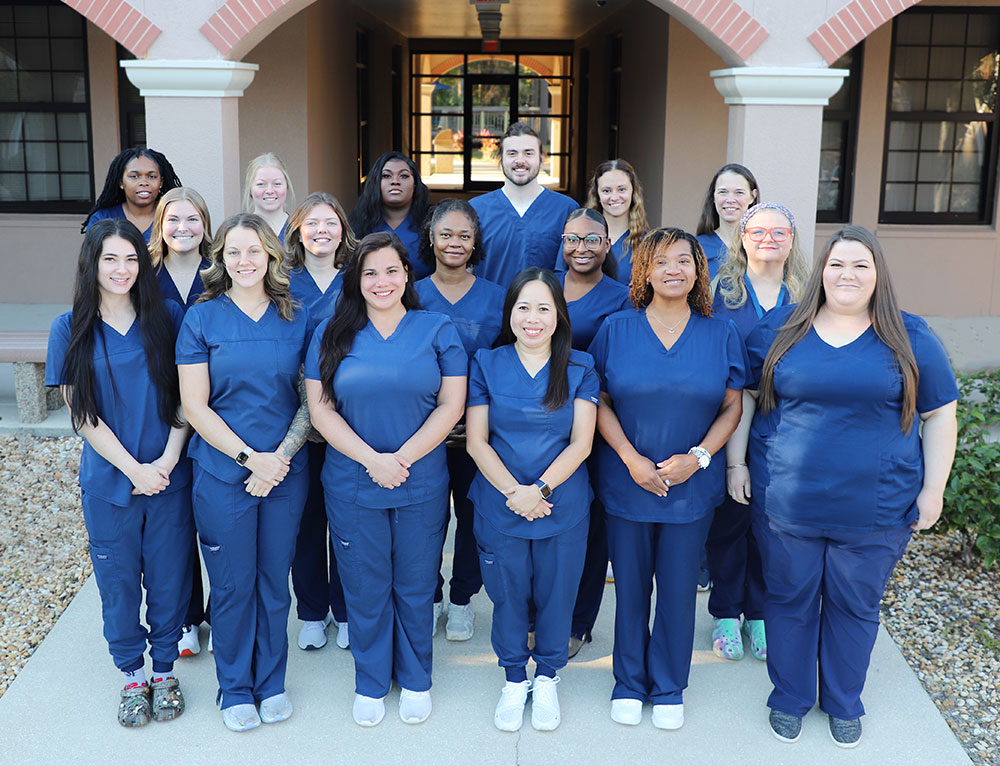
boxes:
[494,680,530,731]
[208,628,213,654]
[352,694,385,727]
[398,688,432,724]
[334,619,350,649]
[259,692,292,723]
[177,624,200,657]
[531,675,561,731]
[222,703,260,732]
[432,601,443,637]
[651,703,684,730]
[297,614,332,650]
[610,698,643,725]
[445,602,475,641]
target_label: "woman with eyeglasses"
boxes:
[705,202,809,665]
[558,208,630,658]
[694,164,760,280]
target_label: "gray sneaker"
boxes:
[769,709,802,743]
[828,715,862,748]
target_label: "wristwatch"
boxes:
[534,479,552,500]
[235,446,255,466]
[688,445,711,470]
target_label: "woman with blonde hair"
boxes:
[177,213,312,731]
[243,152,296,243]
[585,159,649,286]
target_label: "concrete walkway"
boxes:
[0,554,970,765]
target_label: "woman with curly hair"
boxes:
[584,159,649,286]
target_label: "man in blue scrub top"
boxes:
[470,122,578,286]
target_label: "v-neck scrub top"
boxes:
[588,310,747,524]
[414,276,506,357]
[155,259,209,313]
[696,232,727,281]
[712,275,790,340]
[470,188,578,286]
[559,272,631,351]
[304,310,466,508]
[374,213,431,281]
[46,302,190,507]
[289,266,343,327]
[87,204,153,242]
[468,345,600,540]
[175,296,310,483]
[610,232,639,286]
[745,306,959,531]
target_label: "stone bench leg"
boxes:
[13,361,46,424]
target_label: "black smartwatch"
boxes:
[236,446,254,466]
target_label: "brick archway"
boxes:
[809,0,922,64]
[60,0,160,57]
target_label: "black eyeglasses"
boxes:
[561,234,606,251]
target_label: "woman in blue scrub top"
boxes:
[285,191,358,653]
[148,187,214,659]
[46,219,192,727]
[82,147,182,243]
[694,163,759,280]
[558,208,629,659]
[177,213,313,733]
[349,152,431,280]
[415,199,505,641]
[584,159,649,287]
[243,152,295,244]
[737,226,958,748]
[467,268,599,733]
[705,202,809,664]
[305,232,466,728]
[588,228,745,730]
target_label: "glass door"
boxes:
[464,75,517,190]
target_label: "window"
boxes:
[391,44,402,152]
[356,28,371,189]
[0,2,93,212]
[117,45,144,150]
[818,46,861,223]
[607,34,622,160]
[882,9,1000,224]
[411,51,572,192]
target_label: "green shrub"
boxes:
[938,369,1000,567]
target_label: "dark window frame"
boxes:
[817,43,863,224]
[0,1,94,214]
[880,7,1000,225]
[356,27,371,191]
[116,44,144,150]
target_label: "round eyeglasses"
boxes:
[561,234,606,251]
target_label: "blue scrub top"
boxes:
[414,276,506,357]
[610,231,641,286]
[277,218,288,247]
[745,305,959,531]
[470,188,578,286]
[696,232,727,281]
[712,275,790,340]
[374,213,431,281]
[588,309,747,524]
[87,205,153,242]
[155,259,209,313]
[175,296,310,483]
[289,266,343,327]
[559,272,631,352]
[305,310,466,508]
[468,345,600,540]
[46,302,191,507]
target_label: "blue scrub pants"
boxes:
[193,466,308,709]
[606,512,713,704]
[753,512,912,719]
[326,489,449,698]
[705,496,765,619]
[291,442,347,623]
[434,447,483,606]
[183,536,207,626]
[474,512,588,682]
[82,488,194,674]
[570,497,608,639]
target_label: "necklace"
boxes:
[227,290,270,315]
[648,307,690,334]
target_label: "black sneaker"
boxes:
[697,567,712,592]
[828,715,862,748]
[769,709,802,743]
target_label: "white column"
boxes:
[710,67,847,259]
[120,60,259,227]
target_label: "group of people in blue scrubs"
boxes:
[58,127,958,748]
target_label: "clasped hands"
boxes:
[244,451,291,498]
[626,453,701,497]
[504,484,551,522]
[364,452,412,489]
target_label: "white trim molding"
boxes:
[120,60,259,98]
[710,66,849,106]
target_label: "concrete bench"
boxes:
[0,331,61,424]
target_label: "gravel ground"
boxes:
[0,434,996,763]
